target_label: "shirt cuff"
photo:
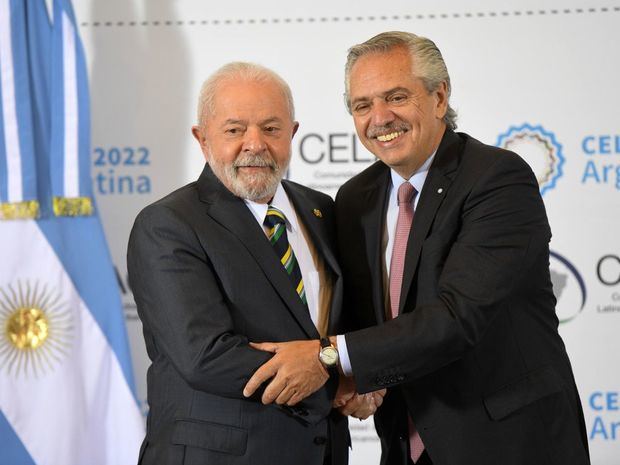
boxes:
[336,334,353,376]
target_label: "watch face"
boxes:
[320,346,339,366]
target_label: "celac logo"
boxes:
[496,124,564,196]
[549,251,587,323]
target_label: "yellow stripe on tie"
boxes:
[268,208,286,222]
[281,245,292,267]
[296,279,304,295]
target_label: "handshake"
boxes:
[242,339,386,420]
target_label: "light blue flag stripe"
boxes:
[24,0,54,217]
[9,0,37,202]
[0,0,38,204]
[0,410,36,465]
[49,0,92,201]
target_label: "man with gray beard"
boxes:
[127,62,359,465]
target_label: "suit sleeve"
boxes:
[127,203,273,399]
[345,153,552,393]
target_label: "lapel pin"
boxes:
[313,208,323,218]
[437,188,444,194]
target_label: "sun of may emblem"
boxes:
[0,281,73,377]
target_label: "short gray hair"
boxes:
[344,31,457,129]
[196,62,295,126]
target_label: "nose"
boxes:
[242,126,267,153]
[370,100,396,127]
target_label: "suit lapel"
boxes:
[283,182,340,280]
[283,181,343,334]
[399,129,462,314]
[360,166,391,324]
[197,166,319,339]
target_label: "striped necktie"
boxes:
[263,205,307,305]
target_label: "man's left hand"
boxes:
[243,340,329,405]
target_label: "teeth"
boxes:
[376,131,403,142]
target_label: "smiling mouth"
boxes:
[375,131,404,142]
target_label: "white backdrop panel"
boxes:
[76,1,620,463]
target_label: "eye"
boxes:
[352,102,370,115]
[387,93,408,105]
[264,125,280,133]
[225,126,243,135]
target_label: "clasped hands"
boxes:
[242,340,385,420]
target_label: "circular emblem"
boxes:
[496,123,564,196]
[0,281,73,377]
[7,307,49,350]
[549,251,587,324]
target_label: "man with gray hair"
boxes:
[128,62,356,465]
[244,32,590,465]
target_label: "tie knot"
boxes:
[264,205,287,227]
[397,182,417,205]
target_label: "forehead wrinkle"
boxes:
[222,118,247,126]
[221,116,285,126]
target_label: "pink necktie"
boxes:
[388,182,425,463]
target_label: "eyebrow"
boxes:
[351,86,411,105]
[221,117,284,126]
[260,117,284,125]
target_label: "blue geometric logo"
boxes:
[549,250,587,324]
[496,123,564,196]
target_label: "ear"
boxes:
[191,125,210,161]
[434,81,449,120]
[291,121,300,139]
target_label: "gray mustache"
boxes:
[233,154,276,169]
[367,123,410,139]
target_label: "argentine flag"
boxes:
[0,1,144,464]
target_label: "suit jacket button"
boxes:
[314,436,327,445]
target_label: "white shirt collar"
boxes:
[389,151,437,202]
[244,183,297,232]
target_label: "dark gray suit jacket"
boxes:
[128,165,349,465]
[335,129,589,465]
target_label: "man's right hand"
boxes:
[338,390,386,420]
[333,374,386,420]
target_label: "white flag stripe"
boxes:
[62,11,79,198]
[44,0,53,23]
[0,0,24,202]
[0,220,143,465]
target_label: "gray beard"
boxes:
[208,152,289,202]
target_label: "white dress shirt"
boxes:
[338,152,436,375]
[244,183,321,328]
